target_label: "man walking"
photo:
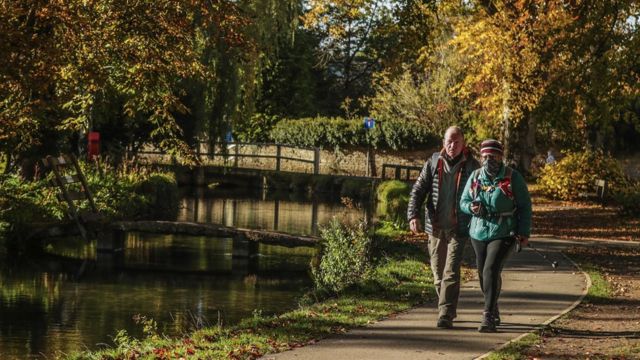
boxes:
[407,126,480,328]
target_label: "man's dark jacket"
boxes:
[407,148,480,236]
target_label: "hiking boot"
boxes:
[493,306,501,326]
[478,312,497,333]
[436,316,453,329]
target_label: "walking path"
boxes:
[263,237,589,360]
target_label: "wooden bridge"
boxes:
[138,141,321,174]
[137,141,423,181]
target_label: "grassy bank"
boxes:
[67,227,434,359]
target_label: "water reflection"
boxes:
[0,232,314,359]
[178,188,369,235]
[0,189,364,359]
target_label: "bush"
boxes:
[0,174,64,245]
[234,113,281,143]
[613,181,640,216]
[134,173,179,220]
[269,116,436,150]
[537,149,629,200]
[311,219,373,293]
[376,180,411,227]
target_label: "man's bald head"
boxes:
[443,126,465,159]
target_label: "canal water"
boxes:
[0,189,368,359]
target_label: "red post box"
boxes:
[87,131,100,160]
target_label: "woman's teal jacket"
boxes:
[459,165,532,241]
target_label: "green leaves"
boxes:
[269,116,436,150]
[312,219,372,294]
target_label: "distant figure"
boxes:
[407,126,480,329]
[460,139,532,333]
[546,150,556,165]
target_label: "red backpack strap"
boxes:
[498,167,514,200]
[469,169,482,199]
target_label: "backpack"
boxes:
[469,166,514,201]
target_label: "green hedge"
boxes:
[269,116,436,150]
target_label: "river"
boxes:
[0,188,368,359]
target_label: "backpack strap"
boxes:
[469,168,482,200]
[497,167,514,200]
[430,152,441,180]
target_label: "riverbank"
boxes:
[66,231,436,359]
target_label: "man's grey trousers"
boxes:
[428,230,468,320]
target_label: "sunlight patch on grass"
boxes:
[484,333,541,360]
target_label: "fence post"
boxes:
[313,148,320,175]
[234,142,239,168]
[276,145,281,171]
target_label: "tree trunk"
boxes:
[509,112,537,175]
[501,81,513,163]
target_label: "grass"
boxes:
[66,238,434,360]
[374,220,411,239]
[581,265,613,303]
[483,333,541,360]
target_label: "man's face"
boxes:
[443,131,464,158]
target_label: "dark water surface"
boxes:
[0,190,366,359]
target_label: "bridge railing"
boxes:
[381,163,423,182]
[138,142,321,175]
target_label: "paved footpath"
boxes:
[263,237,588,360]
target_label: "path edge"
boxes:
[474,251,592,360]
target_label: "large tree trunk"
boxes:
[509,112,537,175]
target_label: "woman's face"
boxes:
[481,153,503,163]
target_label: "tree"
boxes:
[449,0,639,171]
[0,1,208,169]
[302,0,395,113]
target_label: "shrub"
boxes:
[0,174,64,245]
[613,181,640,216]
[376,180,411,227]
[311,219,373,293]
[83,162,178,220]
[234,113,281,143]
[134,173,179,220]
[537,149,629,200]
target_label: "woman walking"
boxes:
[459,139,532,332]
